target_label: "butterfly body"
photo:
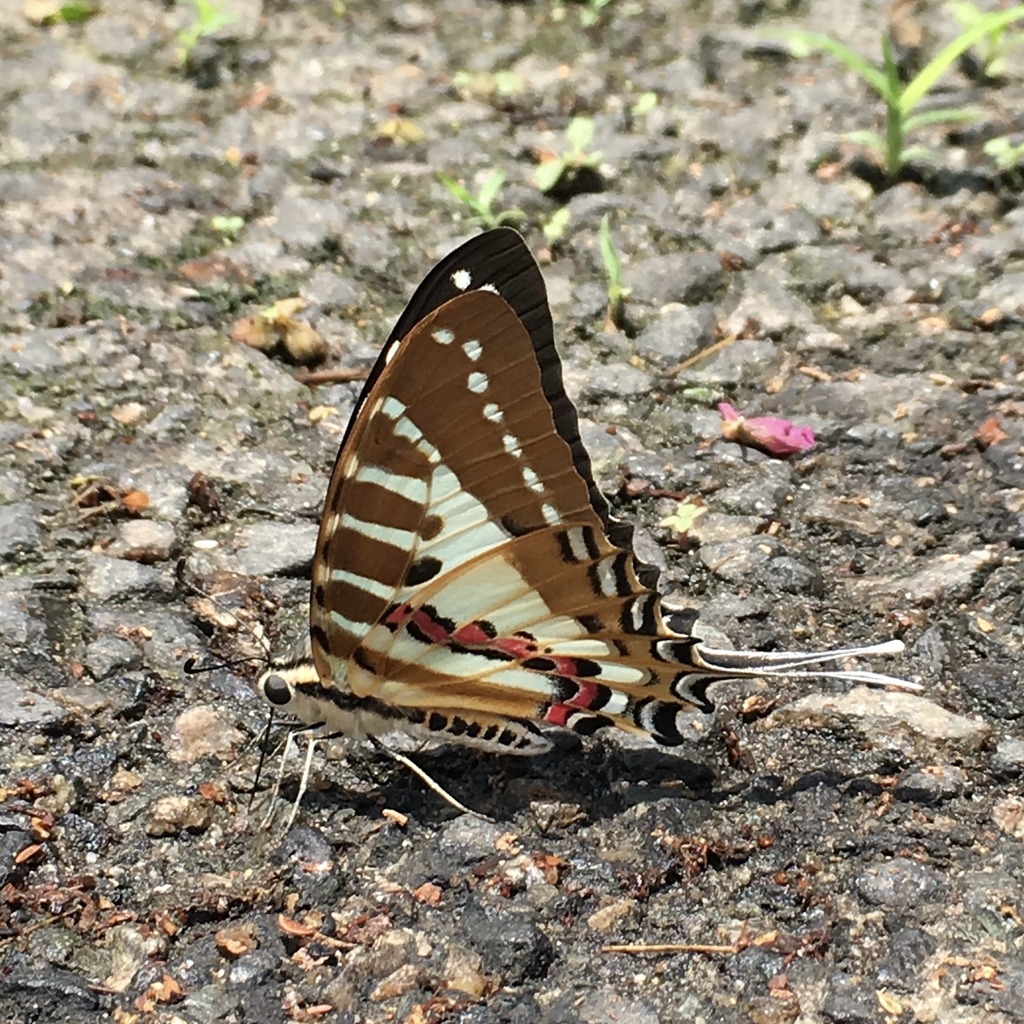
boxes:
[256,229,913,764]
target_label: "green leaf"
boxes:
[900,7,1024,114]
[542,207,571,244]
[599,213,624,293]
[437,171,474,207]
[565,115,595,155]
[787,31,889,95]
[631,91,658,117]
[534,159,566,193]
[476,170,506,210]
[210,214,244,236]
[900,144,941,163]
[57,1,100,23]
[902,106,982,131]
[844,129,886,150]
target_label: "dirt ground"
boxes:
[1,1,1023,1022]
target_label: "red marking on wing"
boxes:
[453,623,494,646]
[545,704,573,727]
[566,680,600,709]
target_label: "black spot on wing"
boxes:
[406,556,442,586]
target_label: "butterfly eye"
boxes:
[261,675,293,707]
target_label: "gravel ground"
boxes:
[2,2,1024,1023]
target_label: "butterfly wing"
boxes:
[325,228,645,579]
[310,287,608,693]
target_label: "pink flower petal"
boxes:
[717,403,815,457]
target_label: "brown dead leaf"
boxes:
[976,416,1009,448]
[412,882,442,905]
[121,490,149,514]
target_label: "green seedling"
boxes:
[211,215,245,240]
[631,91,658,118]
[984,135,1024,187]
[25,0,99,25]
[790,8,1024,181]
[599,214,631,331]
[534,115,603,194]
[542,207,572,245]
[581,0,615,27]
[178,0,236,64]
[949,0,1024,79]
[437,170,523,229]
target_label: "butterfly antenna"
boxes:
[368,736,493,823]
[183,654,265,676]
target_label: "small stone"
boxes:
[167,706,243,763]
[776,688,990,749]
[992,797,1024,840]
[369,962,429,1001]
[54,686,110,716]
[0,502,42,559]
[81,557,171,602]
[574,986,660,1024]
[992,737,1024,778]
[108,520,176,563]
[586,898,637,935]
[854,859,948,909]
[437,814,505,864]
[146,796,212,837]
[225,522,319,577]
[852,548,998,606]
[894,765,969,804]
[442,945,488,998]
[0,674,66,727]
[84,635,142,680]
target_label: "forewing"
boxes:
[310,290,607,692]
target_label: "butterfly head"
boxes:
[253,640,340,728]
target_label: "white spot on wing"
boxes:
[479,282,499,294]
[542,503,560,525]
[379,396,407,420]
[566,527,589,563]
[522,466,544,493]
[503,433,522,458]
[597,556,617,595]
[483,402,503,424]
[383,341,401,365]
[468,371,488,394]
[451,268,472,291]
[391,415,423,444]
[462,339,482,361]
[631,596,649,632]
[433,327,455,345]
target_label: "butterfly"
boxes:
[255,228,912,770]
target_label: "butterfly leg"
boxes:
[260,727,322,830]
[367,735,492,822]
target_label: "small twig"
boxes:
[665,332,740,378]
[601,942,740,955]
[294,367,370,386]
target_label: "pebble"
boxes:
[146,796,213,837]
[167,706,243,764]
[108,519,176,563]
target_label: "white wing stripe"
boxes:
[353,464,429,505]
[327,567,395,600]
[339,512,417,550]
